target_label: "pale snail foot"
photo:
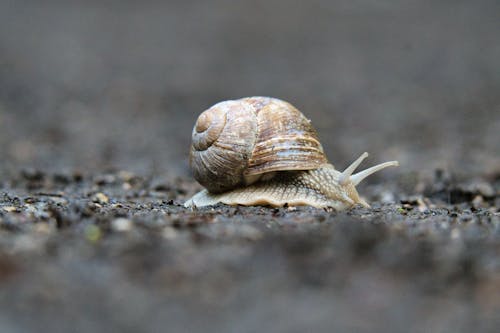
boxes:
[184,188,353,210]
[185,165,362,210]
[184,155,399,210]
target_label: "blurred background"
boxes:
[0,0,499,177]
[0,2,499,333]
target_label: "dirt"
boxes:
[1,1,500,332]
[0,168,498,333]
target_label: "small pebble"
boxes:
[111,218,133,232]
[416,198,428,212]
[473,182,495,197]
[2,206,18,213]
[92,192,109,205]
[117,171,135,182]
[472,195,488,209]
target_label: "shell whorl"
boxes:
[244,97,327,174]
[190,100,258,193]
[189,97,328,193]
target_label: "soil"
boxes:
[0,1,499,333]
[0,168,498,333]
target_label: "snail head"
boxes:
[335,152,399,207]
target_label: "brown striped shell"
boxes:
[189,97,328,193]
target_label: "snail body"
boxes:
[185,97,398,209]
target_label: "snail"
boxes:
[184,97,399,210]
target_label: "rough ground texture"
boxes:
[0,1,499,332]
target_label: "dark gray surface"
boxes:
[0,170,498,333]
[0,0,498,175]
[0,1,499,332]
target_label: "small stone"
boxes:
[473,182,495,197]
[24,197,38,204]
[2,206,18,213]
[416,198,428,212]
[117,171,135,182]
[111,218,133,232]
[472,195,487,209]
[92,192,109,204]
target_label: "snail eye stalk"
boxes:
[350,161,399,186]
[338,152,399,186]
[338,152,369,185]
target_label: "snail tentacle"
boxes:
[350,161,400,186]
[338,152,369,185]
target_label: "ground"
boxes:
[0,1,499,332]
[0,168,498,332]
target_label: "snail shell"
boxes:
[186,97,399,209]
[189,97,327,193]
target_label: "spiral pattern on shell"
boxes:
[189,97,328,193]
